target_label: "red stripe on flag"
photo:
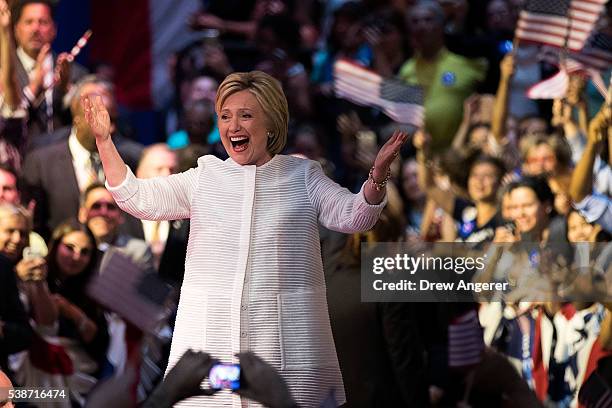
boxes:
[90,0,153,109]
[519,15,593,31]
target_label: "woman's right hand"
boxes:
[82,94,111,143]
[15,258,47,282]
[500,53,515,80]
[493,225,518,243]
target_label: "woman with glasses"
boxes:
[44,220,107,402]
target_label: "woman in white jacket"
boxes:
[82,71,407,407]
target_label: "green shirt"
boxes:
[399,48,487,152]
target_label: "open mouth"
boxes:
[230,136,249,152]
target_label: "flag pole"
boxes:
[46,29,92,91]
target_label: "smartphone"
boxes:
[209,363,240,390]
[23,246,44,261]
[22,246,45,281]
[504,221,516,235]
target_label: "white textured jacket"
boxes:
[108,154,386,407]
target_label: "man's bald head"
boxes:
[136,144,178,179]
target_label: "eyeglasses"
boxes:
[60,241,93,257]
[89,201,119,212]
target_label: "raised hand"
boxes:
[412,129,430,152]
[28,44,50,96]
[15,258,47,282]
[54,52,72,92]
[0,0,10,29]
[81,94,111,142]
[588,104,611,145]
[551,99,572,127]
[235,351,296,408]
[372,130,408,179]
[500,53,515,79]
[144,349,218,407]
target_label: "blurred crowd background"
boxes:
[0,0,611,406]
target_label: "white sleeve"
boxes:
[305,160,386,233]
[106,164,200,221]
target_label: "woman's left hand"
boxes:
[372,130,408,179]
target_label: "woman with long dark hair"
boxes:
[45,220,108,370]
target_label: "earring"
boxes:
[267,131,273,138]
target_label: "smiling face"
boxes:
[567,211,598,243]
[510,186,548,234]
[217,90,272,166]
[78,187,122,243]
[56,231,94,277]
[524,144,557,176]
[468,162,501,203]
[0,214,28,262]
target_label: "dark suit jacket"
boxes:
[22,133,144,239]
[0,254,33,374]
[125,218,189,286]
[158,219,189,286]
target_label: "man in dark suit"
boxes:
[11,0,87,138]
[22,75,143,239]
[136,144,188,286]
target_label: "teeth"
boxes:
[230,136,248,142]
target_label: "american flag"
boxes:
[526,68,569,99]
[87,250,172,334]
[570,30,612,72]
[536,39,610,98]
[333,59,424,126]
[515,0,607,51]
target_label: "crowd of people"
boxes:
[0,0,611,406]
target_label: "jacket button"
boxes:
[241,331,248,338]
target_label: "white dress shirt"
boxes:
[68,129,104,192]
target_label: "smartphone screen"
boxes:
[209,364,240,390]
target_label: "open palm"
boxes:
[81,95,111,142]
[0,0,10,29]
[373,130,408,172]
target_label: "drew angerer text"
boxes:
[372,279,509,292]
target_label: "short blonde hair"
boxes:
[0,203,32,231]
[215,71,289,155]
